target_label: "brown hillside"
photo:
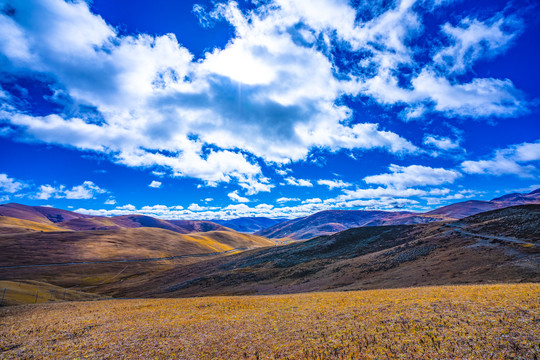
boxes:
[0,203,89,224]
[114,205,540,298]
[0,228,275,268]
[0,216,67,234]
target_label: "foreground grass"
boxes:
[0,283,538,359]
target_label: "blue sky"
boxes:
[0,0,539,219]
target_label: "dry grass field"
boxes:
[0,280,106,306]
[1,283,538,359]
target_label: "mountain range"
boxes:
[255,188,540,239]
[0,188,539,241]
[0,188,539,300]
[100,204,540,298]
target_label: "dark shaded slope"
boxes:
[114,205,540,298]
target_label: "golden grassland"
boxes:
[0,283,538,359]
[0,281,107,306]
[0,216,66,233]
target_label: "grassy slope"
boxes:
[0,280,105,306]
[0,227,275,267]
[111,205,539,298]
[0,227,276,296]
[0,284,538,359]
[0,216,67,234]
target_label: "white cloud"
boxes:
[336,186,429,201]
[227,190,250,203]
[0,173,25,193]
[364,164,461,188]
[104,198,117,205]
[0,0,528,194]
[317,179,352,190]
[434,14,522,75]
[409,70,525,118]
[422,189,478,205]
[423,135,460,151]
[0,0,431,195]
[461,141,540,177]
[35,185,57,200]
[303,198,322,204]
[116,204,136,211]
[276,197,300,203]
[285,177,313,187]
[149,180,162,188]
[74,194,424,220]
[34,181,107,200]
[64,181,106,199]
[188,203,207,211]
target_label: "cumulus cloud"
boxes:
[228,190,250,203]
[284,177,313,187]
[364,164,461,188]
[149,180,162,188]
[423,135,460,151]
[104,198,117,205]
[461,141,540,177]
[302,198,322,204]
[422,189,478,205]
[187,203,207,211]
[0,0,479,193]
[409,71,526,118]
[116,204,136,211]
[0,173,25,193]
[317,179,352,190]
[34,181,107,200]
[0,0,529,194]
[75,189,432,219]
[336,186,446,201]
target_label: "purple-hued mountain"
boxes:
[426,188,540,219]
[255,188,540,240]
[212,217,286,233]
[1,188,538,240]
[256,210,414,240]
[0,204,229,235]
[0,203,90,224]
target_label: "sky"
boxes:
[0,0,539,220]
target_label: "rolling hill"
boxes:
[0,203,89,224]
[0,203,230,235]
[255,188,540,240]
[0,216,67,234]
[212,217,285,233]
[426,188,540,218]
[58,215,230,233]
[255,209,414,240]
[2,187,538,242]
[0,227,275,268]
[113,204,539,298]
